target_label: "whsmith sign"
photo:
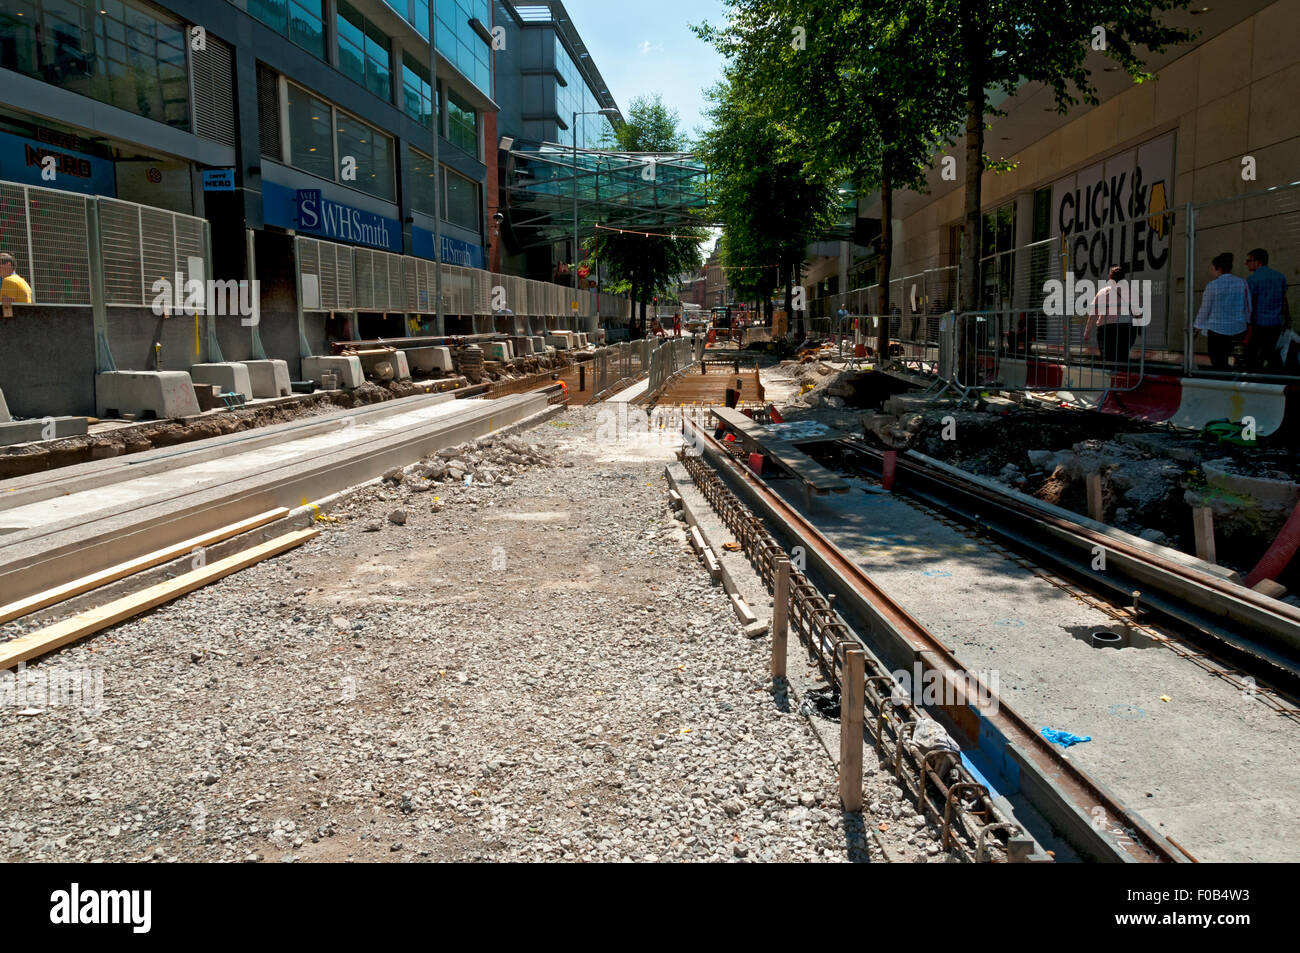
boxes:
[261,181,402,253]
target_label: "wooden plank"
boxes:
[1086,473,1105,522]
[839,648,865,812]
[0,528,318,669]
[0,508,291,625]
[1193,507,1217,565]
[771,556,790,679]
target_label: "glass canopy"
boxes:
[501,140,715,250]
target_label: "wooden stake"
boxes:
[0,508,291,624]
[1193,506,1217,564]
[771,556,790,679]
[0,528,317,669]
[1086,472,1104,522]
[839,647,865,812]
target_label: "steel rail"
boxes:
[826,438,1300,681]
[684,418,1186,863]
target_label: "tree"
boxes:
[609,93,686,152]
[932,0,1195,311]
[698,1,963,358]
[696,75,841,338]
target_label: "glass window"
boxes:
[432,0,491,96]
[249,0,325,59]
[446,88,478,157]
[409,147,437,215]
[401,52,434,128]
[0,0,190,130]
[442,166,479,232]
[336,109,394,201]
[287,83,335,180]
[337,0,391,101]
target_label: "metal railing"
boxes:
[296,234,633,319]
[681,446,1024,863]
[590,340,648,396]
[645,337,693,397]
[0,180,210,309]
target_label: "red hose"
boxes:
[1244,500,1300,588]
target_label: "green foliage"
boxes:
[587,94,706,311]
[696,75,841,304]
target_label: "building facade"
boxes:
[0,0,628,415]
[826,0,1300,377]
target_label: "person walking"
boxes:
[1086,265,1141,365]
[1194,252,1251,372]
[0,252,33,313]
[1245,247,1289,374]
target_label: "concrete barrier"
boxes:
[405,347,454,374]
[95,371,202,419]
[302,356,363,389]
[191,363,254,401]
[243,359,292,398]
[0,417,88,447]
[483,341,511,362]
[1170,378,1288,436]
[0,388,9,422]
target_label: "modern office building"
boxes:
[0,0,634,416]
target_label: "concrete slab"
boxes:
[244,359,292,398]
[0,416,88,447]
[190,363,253,401]
[546,332,573,351]
[771,473,1300,862]
[302,355,363,389]
[483,341,512,362]
[530,336,547,355]
[0,392,548,606]
[356,350,411,382]
[96,371,202,420]
[509,336,534,356]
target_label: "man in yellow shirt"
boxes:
[0,252,34,308]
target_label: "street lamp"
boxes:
[573,108,620,304]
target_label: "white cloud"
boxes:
[638,40,664,56]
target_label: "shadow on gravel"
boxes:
[770,677,793,713]
[841,811,871,862]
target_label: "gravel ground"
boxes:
[0,406,887,863]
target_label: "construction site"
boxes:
[0,326,1297,873]
[0,6,1296,926]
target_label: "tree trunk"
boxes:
[960,64,986,314]
[877,161,893,361]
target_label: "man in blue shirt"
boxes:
[1245,247,1289,373]
[1194,252,1252,371]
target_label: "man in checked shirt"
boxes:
[1194,252,1252,372]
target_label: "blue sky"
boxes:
[558,0,731,144]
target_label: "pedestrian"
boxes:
[1193,252,1251,372]
[673,312,681,338]
[1244,247,1289,374]
[1085,265,1140,365]
[0,252,33,314]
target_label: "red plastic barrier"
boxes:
[748,452,765,475]
[1244,501,1300,588]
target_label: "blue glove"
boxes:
[1041,727,1092,748]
